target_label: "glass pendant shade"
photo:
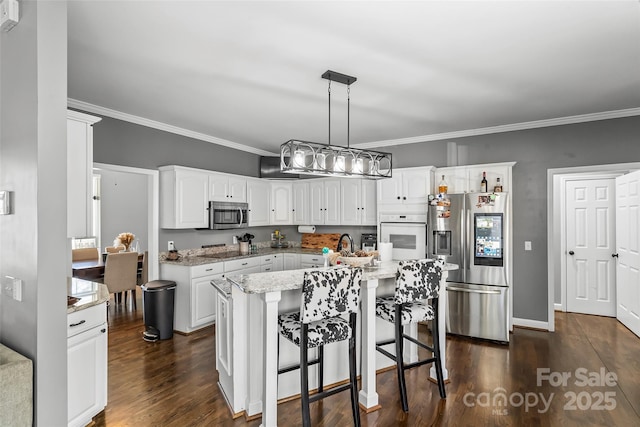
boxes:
[280,140,392,179]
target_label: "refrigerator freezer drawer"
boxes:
[446,283,509,343]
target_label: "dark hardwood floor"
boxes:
[94,295,640,426]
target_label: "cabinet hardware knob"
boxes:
[403,196,407,200]
[612,253,619,258]
[568,250,575,255]
[397,196,400,200]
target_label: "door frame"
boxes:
[93,162,160,281]
[547,162,640,332]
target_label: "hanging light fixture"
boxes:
[280,70,392,179]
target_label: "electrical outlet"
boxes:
[233,236,238,244]
[168,241,175,251]
[525,241,532,251]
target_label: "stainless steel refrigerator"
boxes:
[428,192,510,343]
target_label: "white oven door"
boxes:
[379,222,427,260]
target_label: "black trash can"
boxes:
[141,280,177,342]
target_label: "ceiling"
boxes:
[67,1,640,156]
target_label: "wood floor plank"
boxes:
[93,296,640,426]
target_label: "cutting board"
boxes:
[301,233,342,250]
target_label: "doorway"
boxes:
[92,163,160,281]
[548,162,640,332]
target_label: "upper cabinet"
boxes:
[160,166,209,229]
[340,179,377,225]
[209,173,246,202]
[247,179,270,227]
[309,179,340,225]
[436,162,515,194]
[377,166,434,213]
[67,111,102,238]
[270,182,293,225]
[292,181,310,225]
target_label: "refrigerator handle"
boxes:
[447,286,502,295]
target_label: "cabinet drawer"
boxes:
[67,303,106,338]
[299,254,324,264]
[261,255,274,265]
[224,257,260,273]
[191,262,224,278]
[261,264,273,272]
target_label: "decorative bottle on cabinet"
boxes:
[480,171,488,193]
[438,175,448,194]
[494,177,503,192]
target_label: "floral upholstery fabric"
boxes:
[279,311,351,348]
[375,259,444,325]
[300,267,363,324]
[393,259,444,304]
[375,296,434,325]
[278,267,363,348]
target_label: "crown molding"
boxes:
[354,107,640,150]
[67,98,277,157]
[68,98,640,155]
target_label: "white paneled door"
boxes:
[615,171,640,337]
[566,178,616,316]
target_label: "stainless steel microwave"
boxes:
[208,201,249,229]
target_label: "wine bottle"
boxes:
[480,171,488,193]
[438,175,448,194]
[494,177,503,192]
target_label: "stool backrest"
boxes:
[300,267,363,324]
[394,259,444,304]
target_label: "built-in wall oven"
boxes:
[208,201,248,230]
[378,213,427,260]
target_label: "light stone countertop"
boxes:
[67,277,110,314]
[225,261,459,295]
[161,246,325,267]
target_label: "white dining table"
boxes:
[226,260,458,427]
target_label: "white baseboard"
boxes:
[554,303,564,312]
[513,317,549,331]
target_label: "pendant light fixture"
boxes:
[280,70,392,179]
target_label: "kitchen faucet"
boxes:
[336,233,354,253]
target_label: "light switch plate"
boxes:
[0,0,19,32]
[0,190,11,215]
[2,275,22,301]
[525,241,532,251]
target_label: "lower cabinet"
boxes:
[68,303,107,427]
[299,253,325,269]
[284,253,300,270]
[160,262,223,333]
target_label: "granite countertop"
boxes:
[161,246,325,267]
[226,261,459,295]
[67,277,110,314]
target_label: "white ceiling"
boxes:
[67,1,640,156]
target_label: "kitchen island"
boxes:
[213,260,457,427]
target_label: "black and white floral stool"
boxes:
[375,259,446,412]
[278,267,363,427]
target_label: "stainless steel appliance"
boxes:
[208,201,249,230]
[379,213,427,260]
[361,233,377,252]
[428,192,510,343]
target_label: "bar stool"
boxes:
[277,267,363,427]
[375,259,446,412]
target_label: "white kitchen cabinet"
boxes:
[292,181,310,225]
[309,179,340,225]
[160,166,210,229]
[247,179,271,227]
[67,111,101,238]
[377,166,434,213]
[224,257,262,275]
[340,179,377,225]
[261,254,284,272]
[67,303,107,427]
[299,253,325,269]
[284,253,300,270]
[270,182,293,225]
[210,173,247,202]
[160,262,222,333]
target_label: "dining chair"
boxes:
[137,251,149,286]
[375,258,446,412]
[105,245,126,254]
[72,247,99,262]
[103,252,139,309]
[277,267,363,427]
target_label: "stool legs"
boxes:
[395,305,409,412]
[300,325,312,427]
[349,315,361,426]
[431,309,446,399]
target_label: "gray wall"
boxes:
[96,169,148,253]
[87,95,640,324]
[0,2,68,425]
